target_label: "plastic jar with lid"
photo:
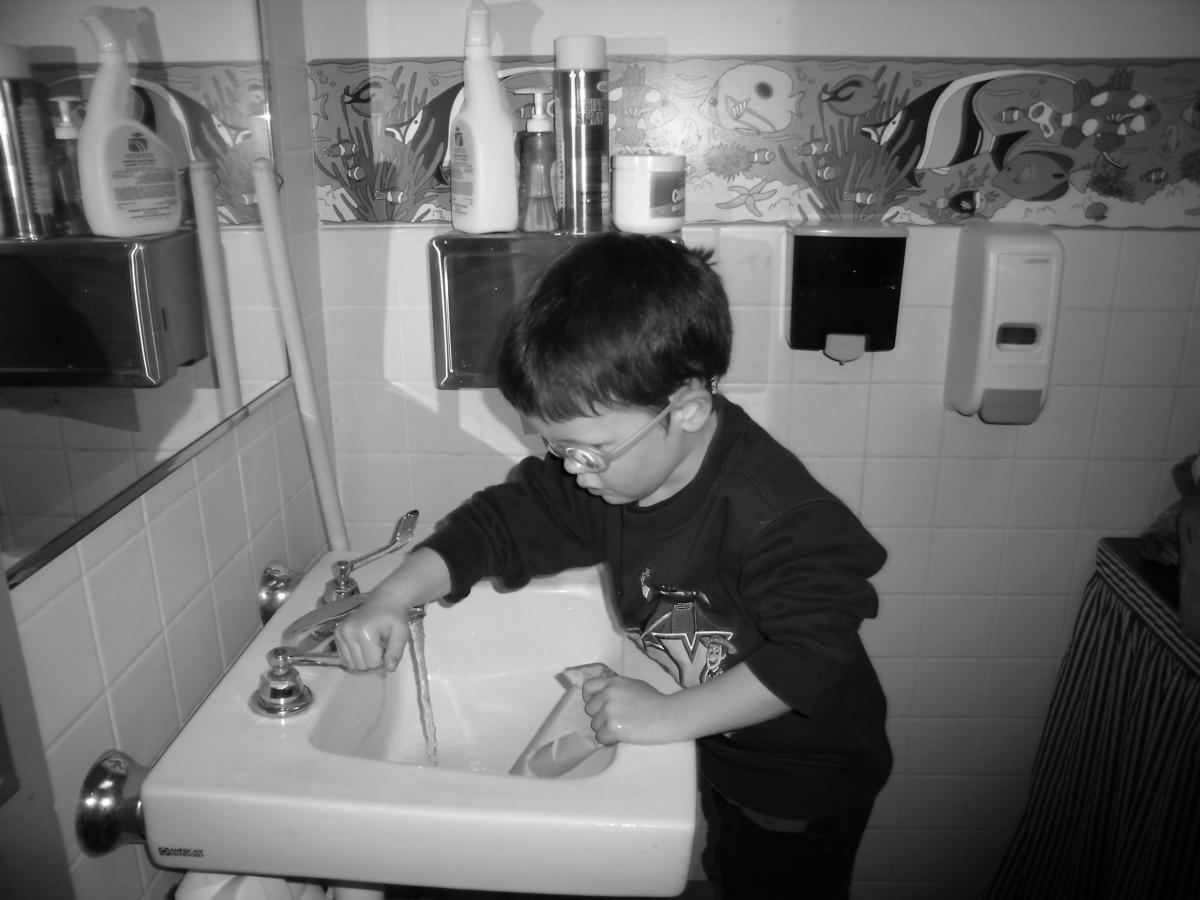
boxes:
[611,153,685,234]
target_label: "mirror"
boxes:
[1,0,285,587]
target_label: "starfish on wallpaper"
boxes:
[716,179,777,217]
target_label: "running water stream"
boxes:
[408,611,438,765]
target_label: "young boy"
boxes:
[336,233,892,899]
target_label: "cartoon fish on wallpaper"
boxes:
[382,66,548,185]
[342,75,404,118]
[1182,91,1200,131]
[1026,69,1161,153]
[701,63,802,135]
[939,189,988,217]
[383,83,464,184]
[121,77,252,163]
[991,150,1074,201]
[861,69,1076,186]
[608,65,680,133]
[819,71,884,118]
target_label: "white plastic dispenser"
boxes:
[449,0,518,234]
[945,223,1063,425]
[78,6,182,237]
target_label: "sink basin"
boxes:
[142,552,697,895]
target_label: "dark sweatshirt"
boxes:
[422,395,892,819]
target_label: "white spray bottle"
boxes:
[77,5,182,237]
[449,0,518,233]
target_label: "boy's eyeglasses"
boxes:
[543,398,678,474]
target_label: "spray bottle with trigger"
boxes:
[77,5,182,237]
[514,87,557,233]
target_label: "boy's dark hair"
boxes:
[497,233,732,421]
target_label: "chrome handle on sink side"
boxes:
[320,510,419,606]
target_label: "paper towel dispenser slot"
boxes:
[996,324,1039,346]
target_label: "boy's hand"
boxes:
[335,599,413,672]
[581,675,674,745]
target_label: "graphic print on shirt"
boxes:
[629,568,737,688]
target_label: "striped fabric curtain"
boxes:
[986,540,1200,900]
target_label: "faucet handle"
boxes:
[321,510,419,605]
[343,509,420,574]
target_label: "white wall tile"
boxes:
[84,536,160,681]
[870,529,932,595]
[867,385,945,456]
[861,458,939,527]
[927,529,1005,595]
[933,458,1014,528]
[999,530,1079,596]
[1102,311,1190,386]
[912,660,988,717]
[198,456,251,572]
[1091,387,1175,459]
[1114,231,1200,311]
[1007,460,1088,528]
[1055,229,1121,309]
[1050,309,1109,385]
[906,719,980,774]
[108,640,180,765]
[18,584,105,747]
[165,592,224,720]
[990,596,1067,658]
[920,594,995,658]
[862,592,925,657]
[788,384,869,456]
[147,494,210,624]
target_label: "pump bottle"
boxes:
[515,88,556,233]
[48,95,88,235]
[77,6,182,237]
[449,0,518,234]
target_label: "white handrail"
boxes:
[188,160,243,417]
[252,157,350,552]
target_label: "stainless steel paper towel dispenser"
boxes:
[0,230,207,387]
[428,232,585,388]
[945,223,1063,425]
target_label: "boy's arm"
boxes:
[335,547,452,671]
[582,663,791,745]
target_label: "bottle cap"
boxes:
[554,35,606,71]
[50,96,82,139]
[464,0,491,51]
[515,88,553,132]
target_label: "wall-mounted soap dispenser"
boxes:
[788,224,905,364]
[945,222,1063,425]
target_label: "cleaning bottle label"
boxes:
[103,126,180,220]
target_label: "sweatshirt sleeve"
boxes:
[736,498,886,716]
[419,454,605,602]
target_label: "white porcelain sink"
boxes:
[142,552,697,895]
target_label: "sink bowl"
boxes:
[142,553,697,895]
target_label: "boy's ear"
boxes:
[674,379,716,433]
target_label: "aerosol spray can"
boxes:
[553,35,609,234]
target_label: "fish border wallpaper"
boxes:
[312,55,1200,229]
[33,55,1200,229]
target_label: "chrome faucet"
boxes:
[254,511,423,718]
[279,510,419,655]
